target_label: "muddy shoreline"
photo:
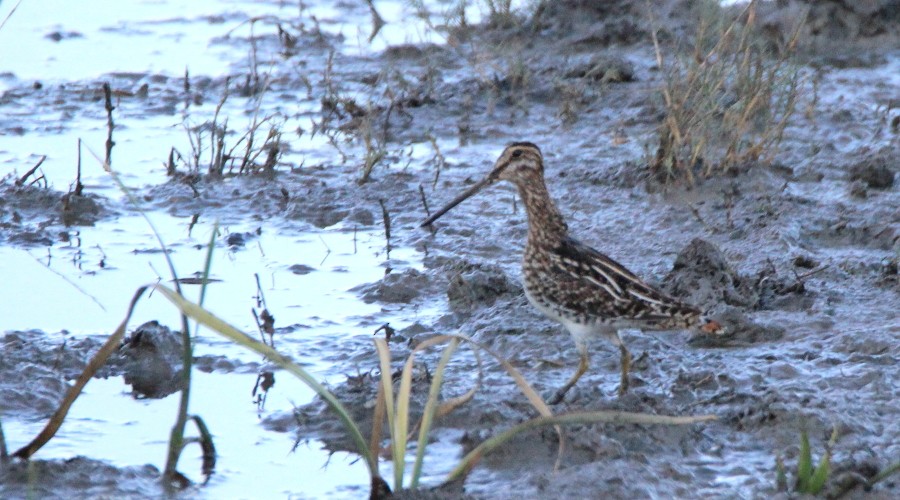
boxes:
[2,1,899,498]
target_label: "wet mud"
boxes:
[2,0,898,498]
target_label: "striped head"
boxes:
[421,141,544,227]
[488,142,544,185]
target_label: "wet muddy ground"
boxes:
[1,0,898,498]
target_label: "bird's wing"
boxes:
[543,237,700,324]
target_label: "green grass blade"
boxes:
[775,454,787,492]
[868,461,900,488]
[444,411,716,484]
[807,445,830,494]
[373,339,396,475]
[0,418,7,462]
[392,350,415,490]
[150,283,378,481]
[196,222,218,315]
[807,424,839,494]
[796,428,812,492]
[88,143,196,481]
[410,338,460,488]
[373,335,472,491]
[368,380,387,476]
[189,415,217,481]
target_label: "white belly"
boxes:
[523,283,620,348]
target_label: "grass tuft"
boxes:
[777,424,838,495]
[650,0,806,184]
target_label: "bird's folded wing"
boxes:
[547,237,700,323]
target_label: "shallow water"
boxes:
[0,0,459,494]
[3,374,372,498]
[0,209,438,496]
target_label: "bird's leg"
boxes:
[549,345,589,405]
[618,342,631,396]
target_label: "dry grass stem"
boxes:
[651,0,807,183]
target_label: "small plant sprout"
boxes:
[777,424,839,495]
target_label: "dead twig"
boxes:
[378,199,392,258]
[74,139,84,196]
[15,155,47,187]
[102,82,116,168]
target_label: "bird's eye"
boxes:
[511,149,523,158]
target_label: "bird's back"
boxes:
[523,236,702,331]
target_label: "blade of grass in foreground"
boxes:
[410,338,460,488]
[12,286,150,459]
[394,344,414,489]
[90,143,197,483]
[149,283,380,481]
[374,339,398,483]
[372,335,480,491]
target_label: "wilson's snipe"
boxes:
[422,142,721,404]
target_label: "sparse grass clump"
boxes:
[651,0,806,184]
[776,425,900,497]
[168,73,286,179]
[777,426,837,495]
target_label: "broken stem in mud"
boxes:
[364,0,385,42]
[74,139,84,196]
[252,273,275,347]
[183,68,191,112]
[102,82,116,168]
[0,0,24,32]
[793,265,829,281]
[378,199,392,258]
[209,78,230,176]
[15,155,47,187]
[166,147,179,176]
[418,184,431,218]
[427,134,445,189]
[418,184,435,235]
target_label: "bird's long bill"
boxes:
[420,176,492,227]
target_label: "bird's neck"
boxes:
[515,174,568,247]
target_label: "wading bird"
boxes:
[422,142,721,403]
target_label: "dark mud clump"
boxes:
[849,149,896,190]
[0,321,201,418]
[60,191,104,226]
[0,330,107,417]
[119,320,185,399]
[356,268,433,304]
[662,238,757,310]
[0,457,162,498]
[443,260,520,312]
[0,176,110,246]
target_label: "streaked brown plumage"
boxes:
[422,142,720,403]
